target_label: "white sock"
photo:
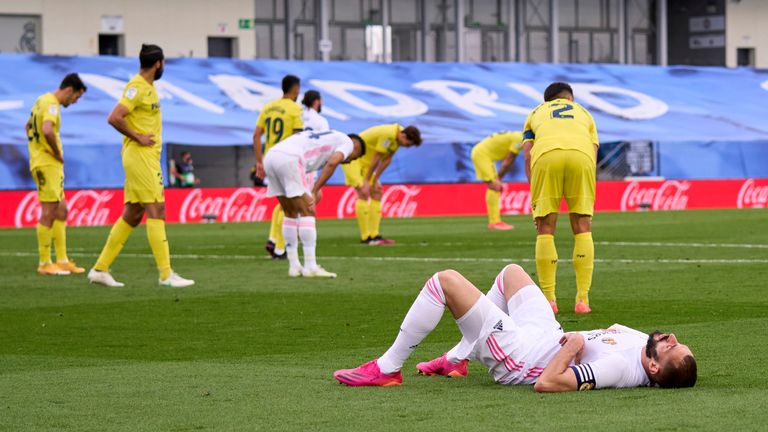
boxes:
[282,217,301,269]
[446,267,508,363]
[377,273,446,374]
[298,216,317,269]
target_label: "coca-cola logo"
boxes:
[179,188,270,223]
[14,190,116,227]
[336,185,421,219]
[499,186,532,215]
[621,180,691,211]
[737,179,768,209]
[381,185,420,218]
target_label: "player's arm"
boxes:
[41,120,63,163]
[370,154,393,184]
[312,151,345,202]
[523,141,533,182]
[107,103,154,146]
[533,332,584,393]
[252,125,266,178]
[498,152,518,179]
[292,111,304,134]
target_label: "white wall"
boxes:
[0,0,256,58]
[726,0,768,67]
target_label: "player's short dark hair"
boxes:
[59,73,87,92]
[139,44,164,69]
[543,82,573,102]
[282,74,300,94]
[348,133,366,157]
[302,90,321,107]
[403,125,422,146]
[656,355,697,389]
[180,151,191,158]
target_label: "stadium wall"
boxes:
[2,179,767,228]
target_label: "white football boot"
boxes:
[88,269,125,287]
[288,266,304,278]
[302,266,337,278]
[159,271,195,288]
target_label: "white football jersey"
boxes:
[302,106,330,132]
[270,130,354,173]
[569,324,651,390]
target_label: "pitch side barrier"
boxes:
[2,179,766,228]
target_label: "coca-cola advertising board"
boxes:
[2,179,766,228]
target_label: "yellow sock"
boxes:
[147,218,171,280]
[573,232,594,304]
[274,207,286,251]
[268,205,282,242]
[369,199,382,238]
[355,199,370,240]
[94,218,134,272]
[36,223,53,264]
[535,234,558,302]
[486,189,501,224]
[52,219,68,262]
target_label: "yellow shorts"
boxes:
[471,148,497,182]
[530,149,595,218]
[123,159,164,204]
[341,159,372,187]
[31,165,64,203]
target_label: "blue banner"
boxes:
[1,54,767,188]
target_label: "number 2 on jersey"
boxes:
[265,117,284,143]
[551,103,574,119]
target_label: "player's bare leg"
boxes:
[37,201,69,275]
[569,213,593,313]
[335,269,483,386]
[535,213,559,313]
[420,264,536,377]
[280,195,335,278]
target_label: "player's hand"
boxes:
[489,180,503,192]
[360,182,371,198]
[559,332,585,348]
[313,189,323,205]
[136,133,156,146]
[254,162,265,179]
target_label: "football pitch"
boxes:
[1,209,767,431]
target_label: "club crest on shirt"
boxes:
[125,87,138,100]
[601,337,617,345]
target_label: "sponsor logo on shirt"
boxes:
[601,337,617,345]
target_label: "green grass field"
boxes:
[1,209,767,431]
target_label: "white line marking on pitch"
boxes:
[1,251,766,265]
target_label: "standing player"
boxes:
[341,124,421,245]
[522,82,598,314]
[26,73,87,275]
[301,90,330,132]
[470,131,523,230]
[254,75,304,260]
[263,130,365,277]
[88,44,193,288]
[333,264,696,391]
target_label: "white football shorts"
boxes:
[264,151,311,198]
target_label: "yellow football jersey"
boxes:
[256,98,303,152]
[522,98,599,166]
[473,131,524,161]
[359,123,401,165]
[118,74,163,162]
[27,92,62,170]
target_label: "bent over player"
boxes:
[26,73,87,275]
[264,130,365,278]
[523,82,599,314]
[88,44,193,288]
[471,131,523,231]
[334,264,696,392]
[341,123,421,245]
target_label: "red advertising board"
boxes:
[2,178,766,228]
